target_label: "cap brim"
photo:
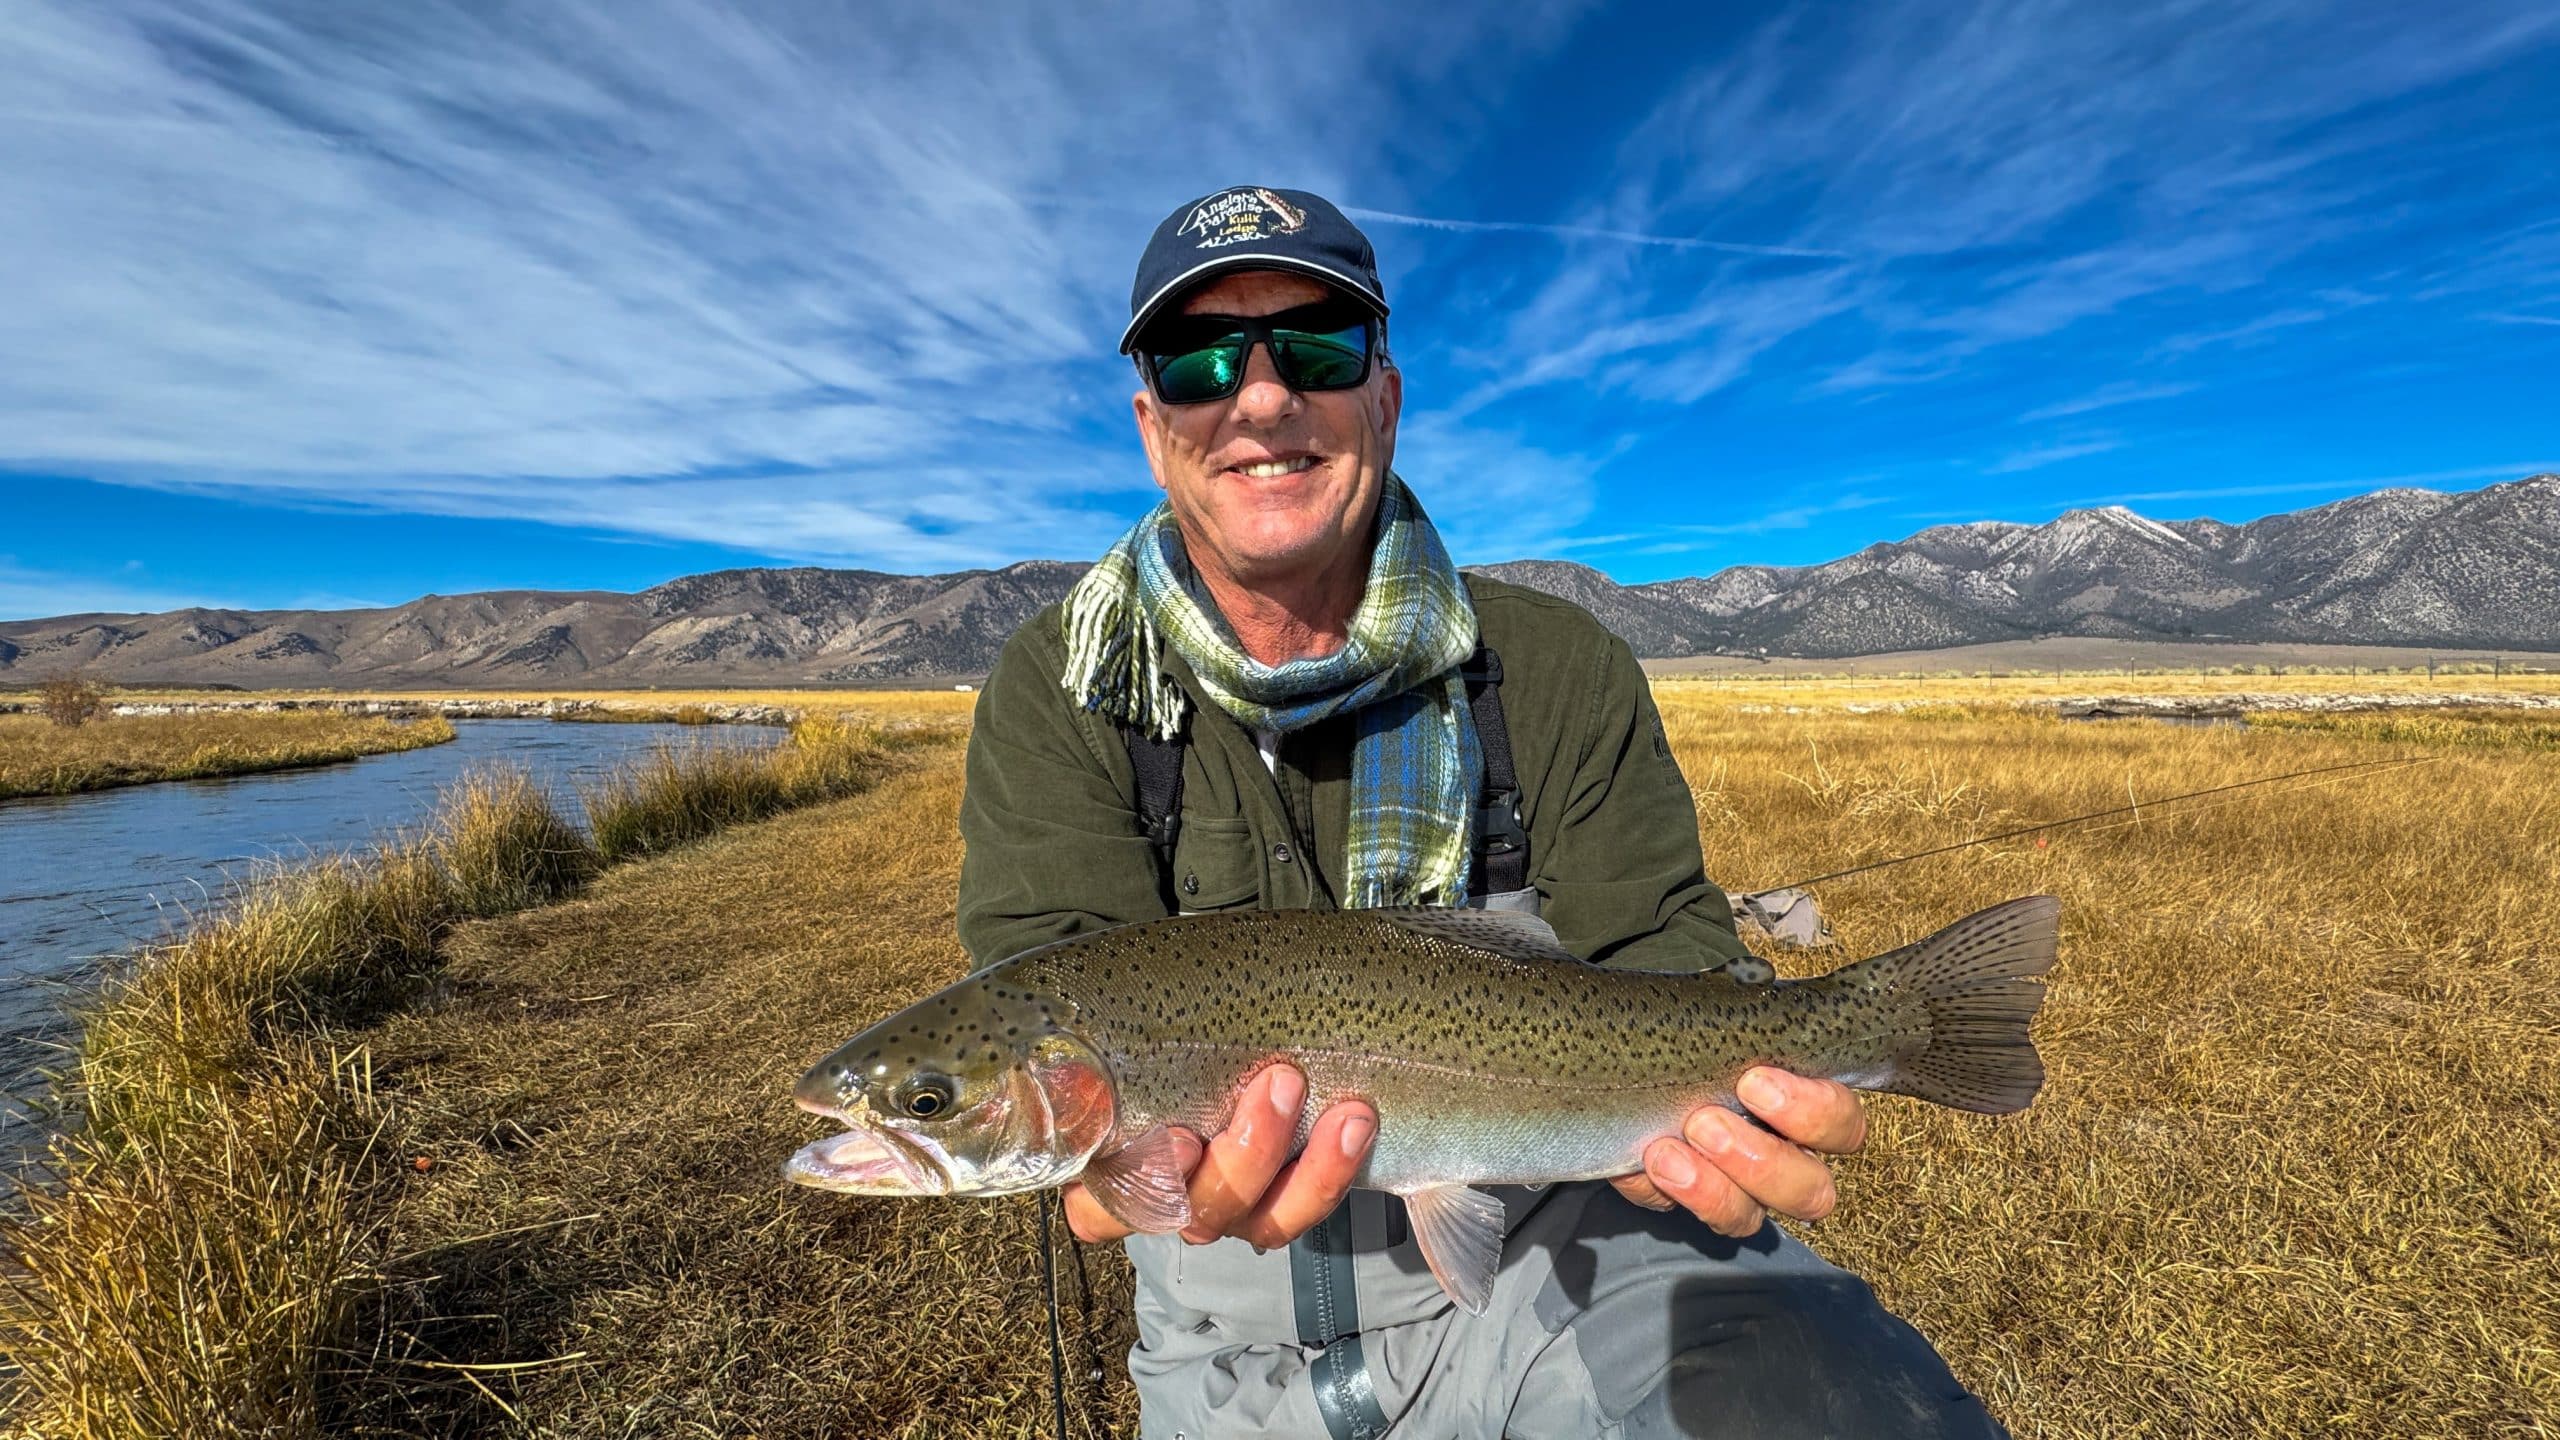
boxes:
[1119,254,1390,353]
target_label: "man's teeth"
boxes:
[1237,457,1319,478]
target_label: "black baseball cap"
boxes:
[1119,185,1389,354]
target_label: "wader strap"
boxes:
[1124,723,1187,875]
[1291,1207,1394,1440]
[1461,644,1529,896]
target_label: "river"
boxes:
[0,719,779,1157]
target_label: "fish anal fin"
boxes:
[1401,1183,1507,1315]
[1080,1124,1191,1233]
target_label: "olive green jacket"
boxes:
[956,574,1749,973]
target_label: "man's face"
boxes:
[1130,269,1402,589]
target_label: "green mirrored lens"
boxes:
[1153,340,1244,402]
[1273,328,1369,390]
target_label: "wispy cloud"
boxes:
[2019,381,2198,422]
[0,558,229,619]
[1549,492,1889,555]
[1342,206,1848,260]
[2066,463,2560,510]
[1477,0,2559,422]
[2483,311,2560,326]
[1988,439,2121,474]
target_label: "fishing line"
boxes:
[1772,753,2434,892]
[1038,1189,1070,1440]
[2066,755,2440,840]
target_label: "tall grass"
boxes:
[583,715,890,863]
[1,723,902,1440]
[436,768,600,916]
[0,712,456,799]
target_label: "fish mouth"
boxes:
[784,1104,947,1195]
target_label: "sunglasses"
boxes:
[1134,298,1376,405]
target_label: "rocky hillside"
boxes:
[0,563,1086,686]
[1486,474,2560,658]
[5,476,2553,683]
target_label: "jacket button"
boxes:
[1272,843,1293,865]
[1182,873,1199,896]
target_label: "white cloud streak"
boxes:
[1342,206,1848,260]
[0,0,1590,565]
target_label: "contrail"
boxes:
[1341,207,1848,261]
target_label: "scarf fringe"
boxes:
[1063,478,1477,904]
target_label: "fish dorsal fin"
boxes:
[1079,1124,1192,1234]
[1372,907,1578,964]
[1402,1183,1508,1315]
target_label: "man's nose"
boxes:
[1227,339,1302,423]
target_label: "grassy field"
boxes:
[0,719,904,1440]
[7,682,2555,1437]
[0,711,456,799]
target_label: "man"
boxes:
[957,185,2002,1439]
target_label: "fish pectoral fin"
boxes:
[1079,1124,1193,1234]
[1401,1184,1507,1316]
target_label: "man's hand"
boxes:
[1614,1067,1866,1236]
[1062,1063,1377,1249]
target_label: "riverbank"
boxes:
[0,717,911,1439]
[0,711,457,799]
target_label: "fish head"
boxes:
[786,978,1117,1199]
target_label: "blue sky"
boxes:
[3,0,2556,619]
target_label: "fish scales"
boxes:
[1007,909,1926,1191]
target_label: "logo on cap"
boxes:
[1178,187,1309,251]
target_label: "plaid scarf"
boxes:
[1061,474,1482,907]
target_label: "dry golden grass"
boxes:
[11,679,2554,1438]
[0,711,456,799]
[89,687,986,726]
[325,687,2557,1438]
[1654,690,2560,1437]
[0,729,904,1440]
[342,746,1118,1438]
[582,715,896,863]
[1653,669,2560,707]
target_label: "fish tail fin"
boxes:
[1839,895,2060,1114]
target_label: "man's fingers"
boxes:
[1683,1107,1838,1223]
[1609,1170,1679,1213]
[1180,1065,1306,1244]
[1643,1136,1764,1237]
[1062,1182,1129,1244]
[1233,1102,1376,1249]
[1736,1068,1867,1155]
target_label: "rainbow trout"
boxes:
[787,896,2058,1312]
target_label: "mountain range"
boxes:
[5,475,2554,686]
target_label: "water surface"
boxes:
[0,719,777,1150]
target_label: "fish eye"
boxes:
[897,1074,958,1120]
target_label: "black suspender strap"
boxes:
[1124,724,1187,866]
[1461,644,1529,897]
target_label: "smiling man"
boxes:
[955,186,2002,1439]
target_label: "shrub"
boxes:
[38,674,107,728]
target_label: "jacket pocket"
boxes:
[1171,815,1260,912]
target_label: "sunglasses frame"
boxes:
[1133,299,1378,406]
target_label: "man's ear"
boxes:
[1373,361,1403,467]
[1131,388,1171,491]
